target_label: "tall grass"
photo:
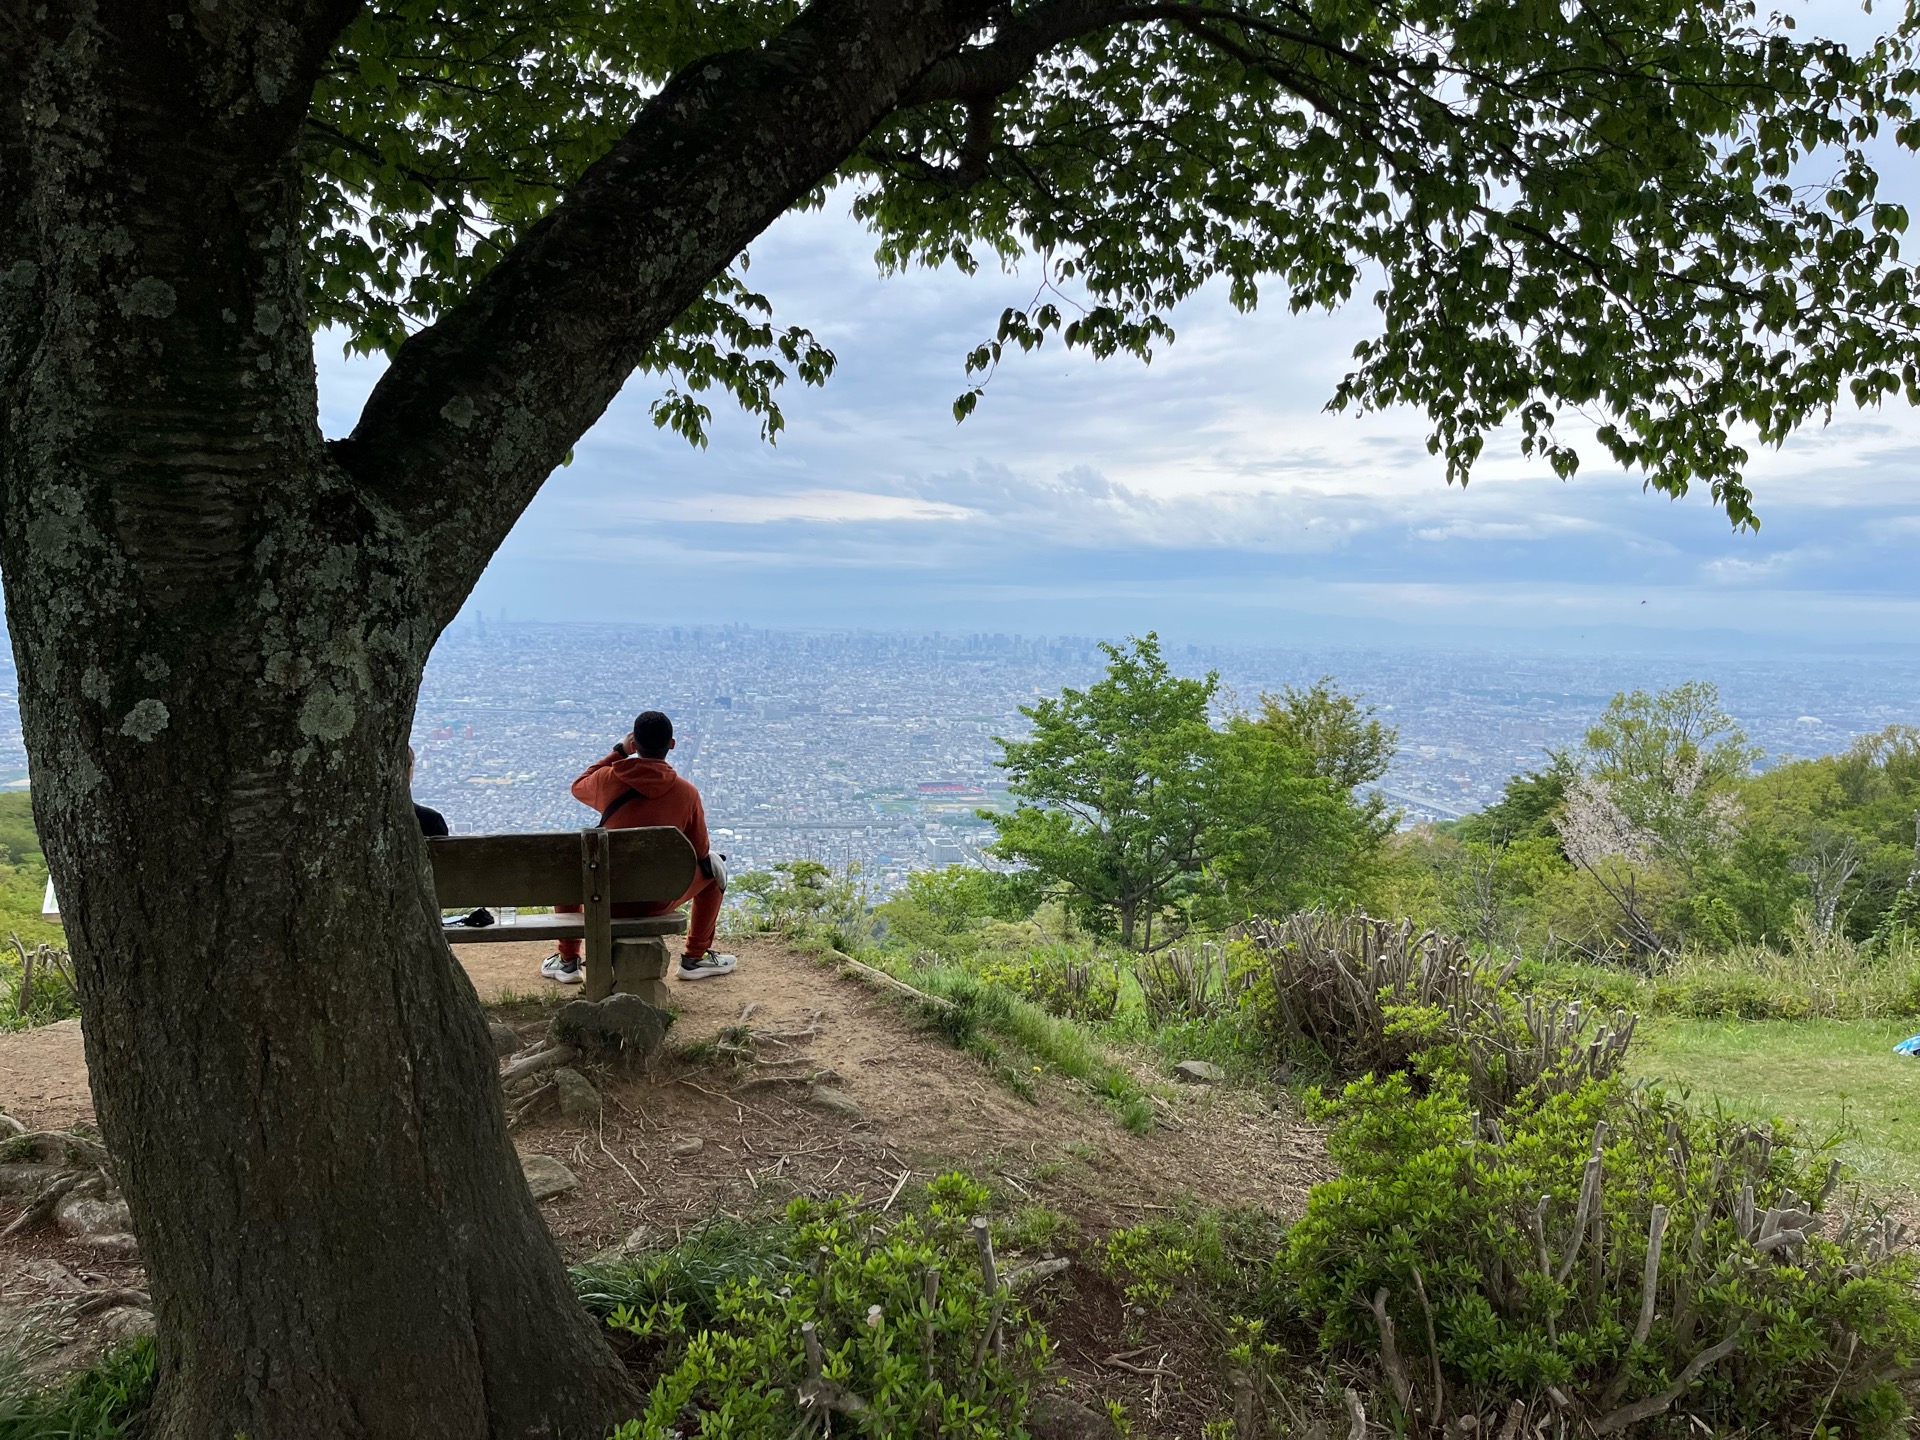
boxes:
[0,1329,154,1440]
[869,957,1159,1134]
[1651,916,1920,1020]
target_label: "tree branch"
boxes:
[340,0,998,630]
[903,0,1148,104]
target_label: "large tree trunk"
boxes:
[0,7,635,1435]
[0,0,1009,1429]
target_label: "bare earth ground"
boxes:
[0,935,1330,1433]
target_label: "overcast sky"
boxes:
[316,8,1920,655]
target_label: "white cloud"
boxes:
[654,489,973,524]
[313,159,1920,646]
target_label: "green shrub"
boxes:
[728,860,874,950]
[1102,1207,1288,1320]
[606,1179,1049,1439]
[1284,1070,1920,1436]
[976,946,1118,1023]
[1654,972,1815,1020]
[0,942,79,1032]
[1133,941,1253,1027]
[1243,911,1635,1113]
[1510,956,1645,1013]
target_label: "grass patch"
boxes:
[871,946,1167,1133]
[1633,1016,1920,1192]
[1648,933,1920,1020]
[0,1336,155,1440]
[885,961,1159,1134]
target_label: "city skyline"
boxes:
[399,620,1920,893]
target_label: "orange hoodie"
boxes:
[569,751,710,858]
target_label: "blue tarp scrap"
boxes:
[1895,1034,1920,1056]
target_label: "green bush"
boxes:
[0,942,79,1032]
[976,946,1118,1023]
[1510,957,1645,1013]
[606,1178,1049,1439]
[1284,1070,1920,1436]
[1102,1206,1288,1320]
[1132,941,1254,1027]
[728,860,874,950]
[1654,972,1816,1020]
[1243,911,1634,1113]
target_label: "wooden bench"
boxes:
[430,827,697,1005]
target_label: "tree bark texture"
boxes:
[0,0,1010,1433]
[0,5,639,1435]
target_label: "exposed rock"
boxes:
[549,993,674,1057]
[807,1085,865,1122]
[15,1258,82,1292]
[668,1137,704,1157]
[487,1021,520,1057]
[96,1306,155,1342]
[0,1162,61,1195]
[54,1193,132,1240]
[1173,1060,1227,1084]
[520,1154,578,1202]
[553,1066,601,1119]
[82,1234,140,1258]
[1028,1392,1112,1440]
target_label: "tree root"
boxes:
[827,950,955,1012]
[0,1170,83,1241]
[500,1045,579,1086]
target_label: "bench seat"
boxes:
[440,912,686,945]
[429,826,698,1000]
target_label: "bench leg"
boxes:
[584,939,614,1002]
[613,937,671,1008]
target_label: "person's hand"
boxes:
[619,731,635,755]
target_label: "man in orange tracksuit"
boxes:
[542,710,736,985]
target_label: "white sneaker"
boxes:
[541,953,584,985]
[678,951,737,981]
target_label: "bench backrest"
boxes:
[429,827,696,908]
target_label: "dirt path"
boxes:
[494,937,1328,1260]
[1,936,1329,1428]
[0,1018,89,1132]
[3,934,1328,1246]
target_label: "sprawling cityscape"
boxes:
[0,624,1910,895]
[408,621,1917,893]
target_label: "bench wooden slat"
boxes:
[440,913,686,945]
[428,827,696,907]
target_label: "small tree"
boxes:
[1579,681,1757,877]
[1553,682,1757,959]
[991,635,1218,949]
[1205,704,1396,926]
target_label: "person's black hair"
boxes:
[633,711,674,758]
